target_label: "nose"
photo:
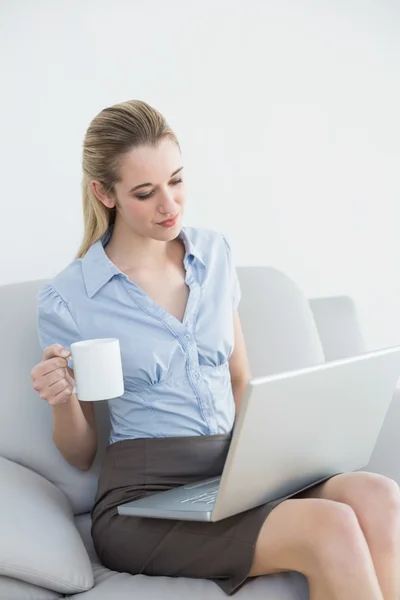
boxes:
[158,186,179,216]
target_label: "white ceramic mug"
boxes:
[70,338,124,401]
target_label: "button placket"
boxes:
[181,260,214,431]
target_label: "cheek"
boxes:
[119,198,150,220]
[176,185,186,204]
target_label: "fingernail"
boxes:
[61,350,69,357]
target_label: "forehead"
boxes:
[117,139,181,185]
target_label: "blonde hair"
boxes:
[76,100,179,258]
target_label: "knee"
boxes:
[367,474,400,512]
[252,499,373,579]
[306,502,367,571]
[354,474,400,520]
[356,474,400,546]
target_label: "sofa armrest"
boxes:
[366,387,400,483]
[0,457,93,593]
[309,295,367,361]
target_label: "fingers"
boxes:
[43,344,70,362]
[34,368,66,389]
[65,369,76,388]
[31,344,75,405]
[31,356,68,379]
[40,378,73,405]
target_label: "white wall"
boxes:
[1,0,400,350]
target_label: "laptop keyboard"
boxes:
[180,489,219,505]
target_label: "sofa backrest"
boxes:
[309,295,366,361]
[237,267,325,378]
[0,268,325,514]
[0,279,110,514]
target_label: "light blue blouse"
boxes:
[37,227,241,444]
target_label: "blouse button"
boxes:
[184,334,191,341]
[193,372,200,379]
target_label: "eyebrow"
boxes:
[129,166,184,193]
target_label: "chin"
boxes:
[159,225,182,241]
[148,224,178,241]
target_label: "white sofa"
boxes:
[1,266,399,600]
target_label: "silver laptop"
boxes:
[117,346,400,522]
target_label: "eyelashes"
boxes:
[136,178,183,201]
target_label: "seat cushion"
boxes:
[73,514,309,599]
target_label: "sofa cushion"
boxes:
[0,457,93,594]
[309,295,366,361]
[67,569,309,600]
[0,575,62,600]
[237,267,325,378]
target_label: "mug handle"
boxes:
[68,356,76,395]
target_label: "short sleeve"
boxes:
[37,285,81,366]
[221,234,241,311]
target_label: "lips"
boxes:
[157,213,180,227]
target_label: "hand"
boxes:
[31,344,76,405]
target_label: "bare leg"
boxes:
[250,497,383,600]
[306,472,400,600]
[308,581,335,600]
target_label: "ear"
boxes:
[91,180,116,209]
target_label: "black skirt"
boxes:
[91,434,293,595]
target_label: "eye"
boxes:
[135,178,182,200]
[136,190,154,200]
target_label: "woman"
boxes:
[30,99,400,599]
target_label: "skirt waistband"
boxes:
[107,432,231,451]
[92,434,232,520]
[105,433,231,483]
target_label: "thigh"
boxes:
[94,500,276,582]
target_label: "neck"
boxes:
[104,217,175,272]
